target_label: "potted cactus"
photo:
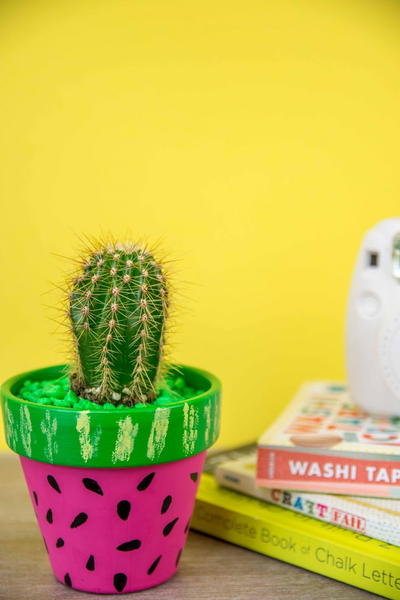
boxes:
[1,241,221,594]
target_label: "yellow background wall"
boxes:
[1,0,400,450]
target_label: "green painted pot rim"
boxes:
[1,364,221,468]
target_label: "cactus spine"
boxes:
[69,242,169,406]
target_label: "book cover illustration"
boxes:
[257,382,400,497]
[216,446,400,547]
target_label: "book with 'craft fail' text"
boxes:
[191,449,400,600]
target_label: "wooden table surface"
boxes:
[0,453,381,600]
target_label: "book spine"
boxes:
[257,446,400,496]
[215,467,400,548]
[191,499,400,599]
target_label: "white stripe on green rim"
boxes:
[1,364,221,467]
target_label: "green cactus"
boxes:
[68,242,169,406]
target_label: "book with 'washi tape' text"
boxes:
[257,382,400,497]
[216,444,400,547]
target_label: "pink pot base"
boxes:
[20,452,206,594]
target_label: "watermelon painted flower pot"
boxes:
[1,364,221,594]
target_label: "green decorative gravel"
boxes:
[18,375,204,410]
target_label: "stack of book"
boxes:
[191,382,400,599]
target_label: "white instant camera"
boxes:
[346,218,400,416]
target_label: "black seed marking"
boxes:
[117,500,131,520]
[137,472,155,491]
[70,512,88,528]
[161,495,172,514]
[176,549,182,566]
[46,509,53,524]
[184,519,190,534]
[47,475,61,493]
[83,478,103,496]
[56,537,64,548]
[190,472,198,482]
[147,555,162,575]
[163,517,179,536]
[42,536,48,553]
[116,539,141,551]
[33,491,38,506]
[64,573,72,587]
[86,554,95,571]
[114,573,127,592]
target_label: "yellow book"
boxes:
[192,472,400,599]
